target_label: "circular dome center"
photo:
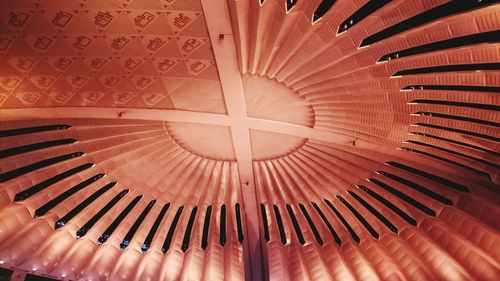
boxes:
[167,74,315,161]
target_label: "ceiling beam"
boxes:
[0,107,232,126]
[200,0,262,280]
[0,107,364,145]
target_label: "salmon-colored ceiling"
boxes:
[0,0,499,281]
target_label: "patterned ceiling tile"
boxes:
[0,0,226,113]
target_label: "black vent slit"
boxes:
[260,204,270,242]
[379,30,500,62]
[220,204,227,246]
[98,195,143,245]
[409,132,499,156]
[273,205,287,245]
[299,204,323,245]
[377,171,452,205]
[311,202,341,245]
[385,162,469,192]
[35,173,106,218]
[410,100,499,112]
[0,124,71,138]
[356,185,417,226]
[412,112,499,128]
[55,182,117,229]
[181,206,198,252]
[25,274,59,281]
[369,178,436,216]
[312,0,336,23]
[403,85,500,93]
[162,206,184,253]
[0,151,85,183]
[286,0,297,12]
[399,147,491,178]
[337,0,390,33]
[361,0,497,47]
[404,140,499,168]
[410,125,499,147]
[286,204,305,245]
[337,196,379,239]
[76,189,129,239]
[235,203,244,243]
[201,205,212,250]
[14,163,94,201]
[0,138,77,159]
[120,199,156,249]
[142,203,170,252]
[324,199,360,243]
[393,63,500,77]
[348,191,398,233]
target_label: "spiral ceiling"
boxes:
[0,0,499,280]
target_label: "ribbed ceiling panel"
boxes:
[0,0,499,280]
[0,119,246,281]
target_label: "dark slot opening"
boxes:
[299,204,323,245]
[361,0,496,47]
[403,85,500,93]
[0,124,71,138]
[201,205,212,250]
[393,63,500,77]
[0,138,77,159]
[0,268,13,280]
[142,203,170,252]
[181,206,198,252]
[338,0,390,33]
[56,182,117,229]
[348,191,398,233]
[273,205,287,245]
[409,131,499,156]
[260,0,264,5]
[324,199,360,243]
[286,204,305,245]
[260,204,270,242]
[25,274,59,281]
[410,100,500,112]
[235,203,244,243]
[311,202,341,245]
[121,199,156,249]
[357,185,417,226]
[35,173,106,218]
[405,140,499,168]
[76,189,129,239]
[412,111,499,128]
[377,171,452,205]
[98,195,142,245]
[337,195,379,239]
[162,206,184,253]
[15,163,94,201]
[0,151,85,183]
[220,204,227,246]
[379,30,500,61]
[286,0,297,12]
[413,121,500,142]
[399,147,491,178]
[312,0,336,23]
[386,161,469,193]
[369,178,436,216]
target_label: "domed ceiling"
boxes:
[0,0,499,280]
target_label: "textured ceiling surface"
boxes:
[0,0,226,113]
[0,0,500,281]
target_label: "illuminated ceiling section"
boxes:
[0,0,499,281]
